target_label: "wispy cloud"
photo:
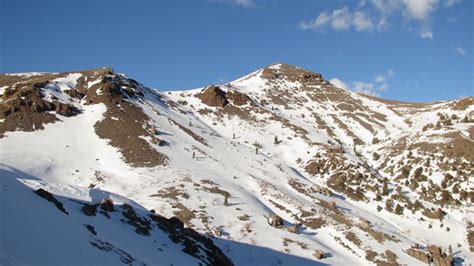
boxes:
[233,0,255,8]
[420,31,433,39]
[444,0,461,7]
[330,69,395,97]
[211,0,256,8]
[299,0,450,39]
[299,7,375,32]
[451,44,466,56]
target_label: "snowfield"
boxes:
[0,64,473,265]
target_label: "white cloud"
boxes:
[420,30,433,39]
[403,0,438,21]
[374,75,386,83]
[444,0,461,6]
[212,0,256,8]
[299,7,375,32]
[353,11,375,31]
[331,7,352,30]
[314,12,331,27]
[299,12,330,30]
[352,81,379,96]
[373,69,395,82]
[452,45,466,56]
[378,82,389,92]
[234,0,255,7]
[387,69,396,77]
[299,0,447,39]
[329,78,349,90]
[330,69,395,97]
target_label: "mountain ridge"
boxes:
[0,64,472,265]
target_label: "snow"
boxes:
[87,77,102,89]
[0,170,205,266]
[4,72,52,77]
[1,68,473,265]
[0,86,8,96]
[41,73,83,105]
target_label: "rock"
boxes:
[100,198,115,212]
[260,68,279,80]
[54,102,78,117]
[212,227,222,237]
[422,208,445,220]
[427,245,442,256]
[168,217,184,229]
[287,225,299,234]
[303,73,321,81]
[198,85,228,107]
[319,187,333,197]
[432,255,453,266]
[227,91,252,106]
[197,85,252,107]
[313,249,326,259]
[360,219,372,229]
[34,188,69,215]
[406,248,430,263]
[151,137,167,146]
[81,203,98,216]
[268,214,284,227]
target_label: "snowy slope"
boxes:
[0,65,473,265]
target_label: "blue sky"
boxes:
[0,0,472,102]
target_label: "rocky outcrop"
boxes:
[0,82,79,137]
[260,68,279,80]
[34,188,69,215]
[313,250,326,259]
[406,245,453,265]
[198,85,228,107]
[197,85,253,108]
[406,248,430,263]
[150,213,234,266]
[227,90,252,106]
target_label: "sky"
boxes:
[0,0,472,102]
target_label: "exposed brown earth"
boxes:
[197,85,228,107]
[169,118,208,146]
[227,90,252,106]
[197,85,253,108]
[0,75,80,137]
[0,68,168,167]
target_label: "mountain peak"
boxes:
[259,63,325,84]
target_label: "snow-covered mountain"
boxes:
[0,64,472,265]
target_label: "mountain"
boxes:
[0,64,472,265]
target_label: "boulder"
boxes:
[287,225,299,234]
[81,203,98,216]
[268,214,284,227]
[313,249,326,259]
[100,198,115,212]
[212,227,222,237]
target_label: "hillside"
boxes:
[0,64,473,265]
